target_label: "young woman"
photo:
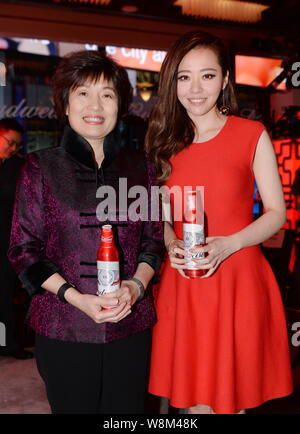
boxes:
[8,50,164,414]
[146,30,293,414]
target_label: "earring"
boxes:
[219,90,230,115]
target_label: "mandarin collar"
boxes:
[60,124,124,169]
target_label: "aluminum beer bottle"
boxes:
[97,224,120,297]
[183,190,206,278]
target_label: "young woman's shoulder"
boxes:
[230,115,265,133]
[230,115,266,135]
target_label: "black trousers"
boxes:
[35,329,151,414]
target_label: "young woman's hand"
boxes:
[167,239,190,279]
[189,235,240,278]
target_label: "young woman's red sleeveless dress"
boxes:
[149,115,293,413]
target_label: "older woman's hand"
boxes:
[113,280,141,307]
[77,293,132,324]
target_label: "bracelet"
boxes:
[57,282,75,304]
[129,277,145,302]
[166,238,178,253]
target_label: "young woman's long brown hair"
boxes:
[145,30,238,184]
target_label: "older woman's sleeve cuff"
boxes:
[137,253,162,275]
[18,259,60,297]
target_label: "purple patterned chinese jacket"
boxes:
[8,125,164,344]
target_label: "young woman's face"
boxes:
[177,47,227,120]
[66,75,118,147]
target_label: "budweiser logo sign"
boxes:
[0,98,56,119]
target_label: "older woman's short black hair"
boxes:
[52,50,132,124]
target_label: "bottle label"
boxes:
[183,223,205,270]
[101,235,113,243]
[97,261,120,295]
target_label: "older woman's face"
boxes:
[66,76,118,147]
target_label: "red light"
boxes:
[121,5,139,12]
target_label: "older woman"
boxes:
[8,50,164,414]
